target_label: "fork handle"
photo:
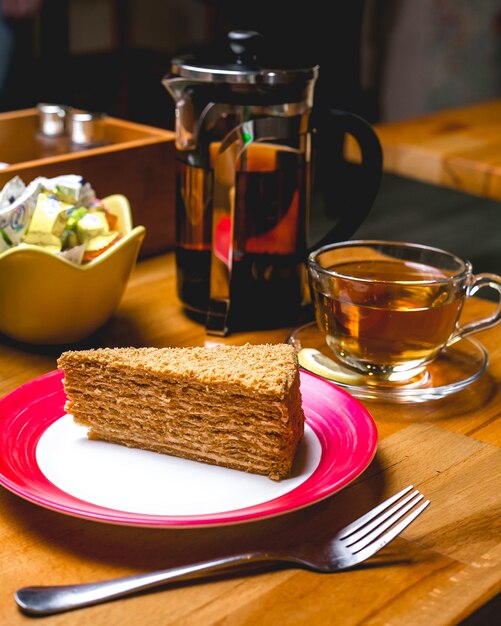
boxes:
[15,552,281,616]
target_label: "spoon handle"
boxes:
[15,552,277,615]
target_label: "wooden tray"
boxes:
[0,109,176,258]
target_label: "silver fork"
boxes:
[15,485,429,616]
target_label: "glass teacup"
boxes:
[307,240,501,384]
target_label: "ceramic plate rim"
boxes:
[0,369,378,528]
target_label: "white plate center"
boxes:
[36,415,321,516]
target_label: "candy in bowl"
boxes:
[0,179,145,344]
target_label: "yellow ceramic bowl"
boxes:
[0,194,145,345]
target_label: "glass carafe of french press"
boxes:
[163,30,382,335]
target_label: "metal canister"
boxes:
[36,103,71,137]
[69,112,108,146]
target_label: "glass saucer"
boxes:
[287,322,489,403]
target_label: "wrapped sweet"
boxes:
[0,175,26,210]
[83,232,121,262]
[0,174,121,264]
[0,180,42,253]
[36,174,96,206]
[23,192,74,252]
[75,210,110,243]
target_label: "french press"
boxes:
[163,30,382,335]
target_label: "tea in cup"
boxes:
[307,240,501,383]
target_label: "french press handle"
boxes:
[308,109,383,252]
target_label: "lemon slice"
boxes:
[298,348,364,385]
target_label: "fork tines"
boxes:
[340,485,430,558]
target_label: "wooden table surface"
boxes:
[1,252,500,625]
[366,98,501,201]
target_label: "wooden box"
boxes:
[0,109,176,258]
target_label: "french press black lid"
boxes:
[170,30,318,88]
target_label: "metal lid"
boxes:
[170,30,319,86]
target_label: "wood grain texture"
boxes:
[0,253,500,625]
[347,98,501,201]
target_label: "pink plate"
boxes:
[0,370,377,528]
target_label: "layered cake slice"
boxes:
[57,343,305,480]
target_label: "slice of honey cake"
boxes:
[57,343,305,480]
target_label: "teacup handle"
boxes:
[450,273,501,344]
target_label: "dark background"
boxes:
[0,0,376,129]
[2,0,500,128]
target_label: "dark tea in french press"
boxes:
[163,30,382,335]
